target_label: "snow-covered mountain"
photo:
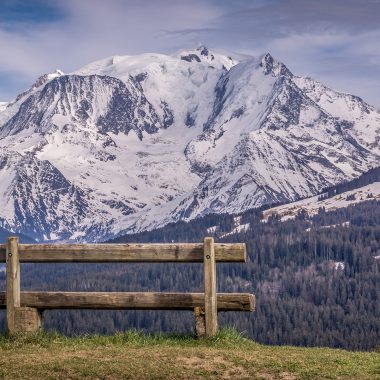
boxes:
[0,45,379,242]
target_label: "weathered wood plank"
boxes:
[0,292,255,311]
[204,237,218,337]
[0,243,246,263]
[6,237,20,334]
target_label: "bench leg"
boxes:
[13,307,42,333]
[194,307,206,338]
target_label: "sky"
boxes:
[0,0,380,108]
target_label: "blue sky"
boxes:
[1,0,380,108]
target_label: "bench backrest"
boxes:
[0,237,254,337]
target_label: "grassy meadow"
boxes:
[0,329,378,380]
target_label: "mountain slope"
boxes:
[0,46,379,241]
[262,166,380,222]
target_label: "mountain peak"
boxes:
[196,44,210,56]
[177,45,238,70]
[178,44,215,63]
[9,69,65,106]
[0,102,8,113]
[36,69,64,85]
[259,52,291,77]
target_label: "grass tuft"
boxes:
[0,327,250,349]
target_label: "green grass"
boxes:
[0,328,378,380]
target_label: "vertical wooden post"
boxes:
[6,236,20,334]
[14,307,42,333]
[194,306,206,338]
[204,237,217,337]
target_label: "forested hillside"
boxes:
[1,199,379,350]
[321,166,380,199]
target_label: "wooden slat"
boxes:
[0,291,255,311]
[204,237,218,337]
[6,237,20,334]
[0,243,246,263]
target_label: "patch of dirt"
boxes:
[279,372,296,380]
[256,372,297,380]
[257,374,275,380]
[178,355,250,379]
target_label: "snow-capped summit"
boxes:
[0,102,8,113]
[35,69,65,85]
[0,47,379,242]
[259,52,292,77]
[9,69,65,107]
[174,44,238,70]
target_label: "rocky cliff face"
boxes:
[0,46,379,241]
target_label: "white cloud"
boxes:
[0,0,380,108]
[0,0,222,94]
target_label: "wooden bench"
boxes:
[0,237,255,337]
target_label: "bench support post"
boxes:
[194,307,206,338]
[6,236,20,334]
[14,307,42,333]
[204,237,217,337]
